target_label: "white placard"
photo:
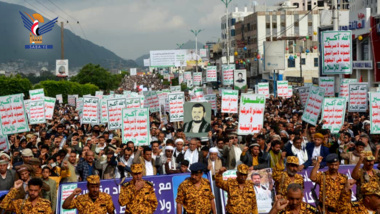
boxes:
[44,97,56,120]
[319,77,335,97]
[348,83,368,112]
[168,92,185,122]
[107,98,126,130]
[29,100,46,124]
[302,86,326,126]
[321,98,347,133]
[277,81,289,97]
[82,97,100,124]
[29,89,44,101]
[237,94,265,135]
[221,90,239,113]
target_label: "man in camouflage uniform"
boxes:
[62,175,115,214]
[310,153,347,214]
[272,156,304,197]
[268,183,318,214]
[176,162,216,214]
[352,151,380,200]
[118,163,158,214]
[0,178,53,214]
[215,164,258,214]
[337,179,380,213]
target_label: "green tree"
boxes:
[71,64,122,92]
[0,75,33,96]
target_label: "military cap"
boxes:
[28,157,41,166]
[363,151,375,161]
[313,133,324,140]
[326,153,339,163]
[131,163,143,174]
[237,164,249,174]
[189,162,206,173]
[287,156,299,165]
[361,182,380,197]
[86,175,100,184]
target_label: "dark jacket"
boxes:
[304,142,330,169]
[240,150,269,170]
[183,119,211,133]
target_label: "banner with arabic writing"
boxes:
[321,98,347,133]
[206,66,217,82]
[297,86,310,106]
[168,92,184,122]
[121,108,150,145]
[82,97,100,125]
[370,92,380,134]
[322,31,352,75]
[193,72,202,86]
[107,98,126,130]
[238,94,265,135]
[44,97,56,120]
[222,64,235,86]
[277,81,288,98]
[29,88,44,101]
[302,86,326,126]
[29,99,46,125]
[319,77,335,97]
[221,90,238,113]
[348,83,368,112]
[205,94,217,112]
[339,79,357,101]
[258,83,269,98]
[0,94,29,135]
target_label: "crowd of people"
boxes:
[120,72,170,91]
[0,86,380,214]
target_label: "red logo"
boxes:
[358,13,365,20]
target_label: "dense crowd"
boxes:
[0,86,380,213]
[120,72,169,91]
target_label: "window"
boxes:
[231,18,236,26]
[288,59,296,67]
[231,29,235,36]
[314,58,318,67]
[293,3,299,8]
[301,58,306,65]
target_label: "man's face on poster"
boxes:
[238,73,243,80]
[252,174,261,186]
[192,106,205,123]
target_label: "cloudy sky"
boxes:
[3,0,279,60]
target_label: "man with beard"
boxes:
[352,151,380,200]
[183,103,211,133]
[0,178,53,213]
[215,164,258,213]
[268,183,318,214]
[337,180,380,213]
[310,153,347,214]
[119,164,158,214]
[273,156,304,197]
[176,163,216,214]
[269,140,282,168]
[62,175,115,213]
[0,159,15,190]
[252,173,272,203]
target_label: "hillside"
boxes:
[0,2,137,70]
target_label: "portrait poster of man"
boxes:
[248,169,273,213]
[183,102,211,137]
[234,69,247,90]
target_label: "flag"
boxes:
[359,75,363,82]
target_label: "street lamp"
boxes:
[221,0,232,65]
[190,29,204,73]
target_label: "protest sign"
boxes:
[44,97,56,120]
[222,64,234,85]
[193,72,202,86]
[184,72,192,82]
[258,83,269,98]
[339,79,357,100]
[205,94,217,112]
[95,91,103,99]
[277,81,289,97]
[348,83,368,112]
[56,94,63,104]
[168,92,184,122]
[370,92,380,134]
[206,66,217,82]
[29,89,44,101]
[58,173,212,214]
[178,73,184,84]
[0,136,9,152]
[67,95,76,107]
[319,77,335,97]
[238,94,265,135]
[287,85,293,98]
[0,94,29,135]
[183,102,211,138]
[302,86,326,126]
[234,69,247,90]
[100,99,108,124]
[170,86,181,92]
[125,98,141,109]
[122,108,150,145]
[145,91,160,113]
[321,98,347,133]
[321,31,352,75]
[191,87,204,101]
[76,98,83,112]
[82,97,100,124]
[107,98,126,130]
[297,86,310,106]
[221,90,238,113]
[29,100,45,124]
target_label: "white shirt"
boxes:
[184,149,199,165]
[145,160,154,176]
[233,145,242,169]
[312,145,321,159]
[191,122,202,133]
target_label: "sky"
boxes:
[2,0,279,60]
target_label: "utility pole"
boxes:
[332,0,340,96]
[61,22,64,59]
[300,46,303,84]
[190,29,204,74]
[221,0,232,65]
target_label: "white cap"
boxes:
[165,146,174,151]
[209,147,219,153]
[175,139,184,144]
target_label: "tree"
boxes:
[71,64,123,92]
[0,75,33,96]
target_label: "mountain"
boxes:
[0,2,137,70]
[135,40,204,67]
